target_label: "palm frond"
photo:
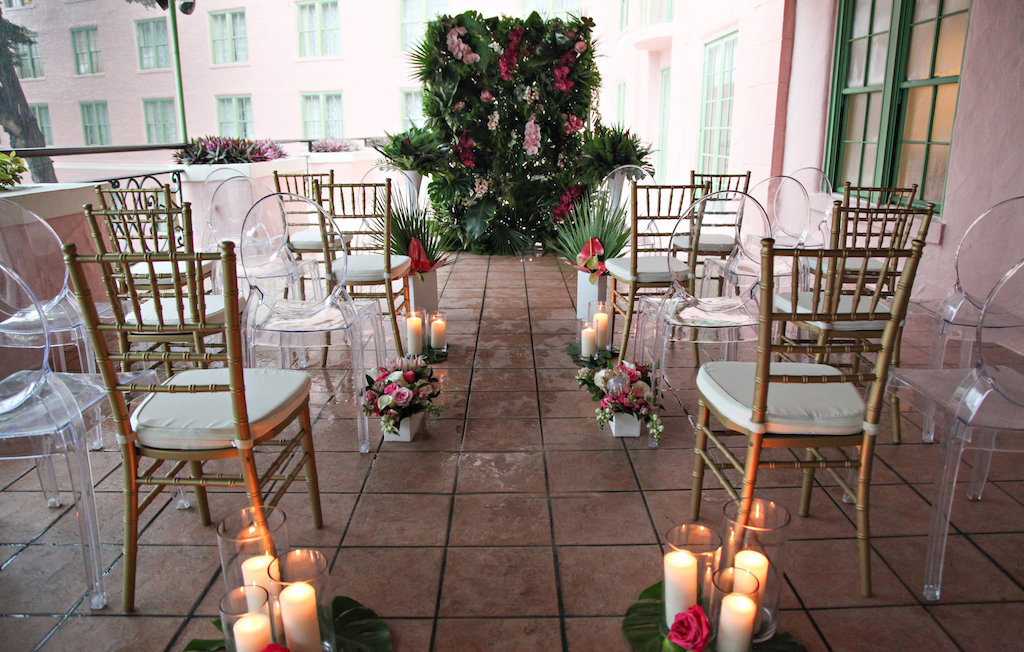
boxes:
[548,194,630,262]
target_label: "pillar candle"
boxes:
[240,554,273,611]
[734,550,768,610]
[232,612,273,652]
[430,317,447,349]
[663,548,698,626]
[716,593,757,652]
[279,581,320,652]
[580,324,597,358]
[407,315,423,355]
[594,310,610,349]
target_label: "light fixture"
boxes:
[179,0,195,15]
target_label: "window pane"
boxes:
[913,0,939,21]
[924,143,950,202]
[851,0,872,37]
[867,33,889,86]
[322,2,340,55]
[841,142,863,185]
[861,143,877,182]
[906,22,934,81]
[865,92,882,140]
[944,0,970,12]
[897,142,925,189]
[931,82,957,142]
[903,86,932,142]
[846,38,867,87]
[871,0,893,32]
[935,13,966,77]
[843,93,868,142]
[232,13,249,62]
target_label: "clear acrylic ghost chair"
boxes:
[918,197,1024,441]
[788,167,834,247]
[600,164,656,215]
[887,257,1024,600]
[240,193,385,453]
[0,260,107,609]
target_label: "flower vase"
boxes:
[385,411,426,442]
[401,170,422,206]
[577,270,607,320]
[409,271,439,314]
[609,413,641,437]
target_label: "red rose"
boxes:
[667,605,711,652]
[260,644,289,652]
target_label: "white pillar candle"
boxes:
[232,612,273,652]
[430,317,447,349]
[734,550,768,609]
[240,554,273,611]
[594,310,610,349]
[580,324,597,358]
[716,593,757,652]
[663,548,698,626]
[407,315,423,355]
[279,581,320,652]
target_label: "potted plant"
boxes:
[576,360,662,441]
[363,356,442,441]
[373,198,457,313]
[374,126,447,203]
[0,151,28,190]
[173,136,287,165]
[578,122,655,206]
[548,194,630,319]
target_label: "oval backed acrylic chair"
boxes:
[64,239,324,612]
[691,235,927,598]
[0,260,108,609]
[600,164,656,215]
[239,193,385,453]
[917,196,1024,441]
[887,256,1024,600]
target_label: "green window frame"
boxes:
[3,0,33,7]
[615,81,626,126]
[640,0,673,25]
[297,1,340,58]
[620,0,630,30]
[136,18,170,70]
[657,66,671,182]
[217,95,253,138]
[301,93,343,139]
[71,26,101,75]
[401,90,425,129]
[210,10,248,64]
[80,101,110,146]
[143,98,178,144]
[30,104,52,145]
[696,31,738,174]
[826,0,969,209]
[15,31,42,79]
[400,0,447,51]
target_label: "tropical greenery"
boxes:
[311,137,360,153]
[548,194,630,267]
[410,11,600,254]
[577,121,655,187]
[0,151,27,189]
[173,136,286,165]
[371,197,458,275]
[374,126,447,174]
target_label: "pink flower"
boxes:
[499,27,524,80]
[402,370,416,383]
[364,390,376,404]
[574,40,587,53]
[487,112,499,130]
[668,605,711,652]
[563,114,584,135]
[463,51,480,64]
[616,364,641,384]
[523,115,541,156]
[391,387,414,407]
[453,101,465,111]
[384,382,399,395]
[480,89,494,102]
[454,130,475,168]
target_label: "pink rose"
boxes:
[403,370,416,383]
[616,365,641,384]
[384,382,399,395]
[480,89,494,102]
[392,387,414,407]
[574,40,587,53]
[668,605,711,652]
[376,371,388,382]
[453,101,465,111]
[364,390,376,404]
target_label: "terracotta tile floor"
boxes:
[3,252,1024,651]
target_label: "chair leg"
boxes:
[122,453,140,612]
[617,284,638,363]
[385,281,405,358]
[967,449,992,501]
[36,457,61,507]
[189,460,211,525]
[799,449,815,517]
[299,405,324,529]
[890,328,904,444]
[690,400,710,520]
[856,437,877,598]
[65,429,107,610]
[924,426,967,601]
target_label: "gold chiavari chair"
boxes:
[272,170,349,257]
[64,240,323,612]
[691,236,926,598]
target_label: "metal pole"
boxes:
[167,3,188,141]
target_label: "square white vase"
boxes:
[384,411,426,442]
[409,270,439,314]
[609,413,641,437]
[577,271,608,320]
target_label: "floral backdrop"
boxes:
[412,11,600,254]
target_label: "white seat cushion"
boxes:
[125,294,237,326]
[288,229,352,252]
[672,232,736,254]
[129,260,214,286]
[804,256,886,274]
[774,292,890,331]
[335,254,411,283]
[605,255,689,284]
[697,361,866,436]
[130,367,310,450]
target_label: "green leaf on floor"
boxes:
[333,595,394,651]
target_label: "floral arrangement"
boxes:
[363,357,442,435]
[371,198,456,280]
[0,151,27,190]
[411,11,600,254]
[577,121,654,187]
[576,360,663,440]
[548,194,629,279]
[310,138,360,153]
[173,136,286,165]
[374,125,447,174]
[666,605,711,652]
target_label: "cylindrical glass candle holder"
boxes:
[405,308,427,357]
[588,300,612,350]
[663,523,722,627]
[710,567,760,652]
[269,549,334,652]
[220,586,275,652]
[429,311,448,353]
[217,505,289,593]
[722,498,791,642]
[579,319,598,360]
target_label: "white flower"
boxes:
[387,370,405,384]
[593,368,612,390]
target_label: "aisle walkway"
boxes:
[1,253,1023,651]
